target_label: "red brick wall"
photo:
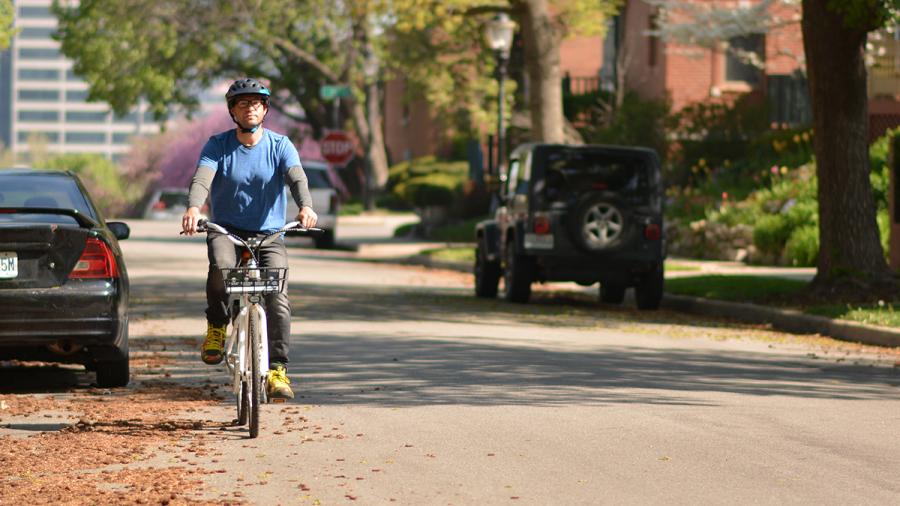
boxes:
[624,0,667,103]
[765,2,804,75]
[383,78,442,166]
[625,0,805,111]
[665,46,716,111]
[561,36,603,78]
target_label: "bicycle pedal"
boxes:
[271,398,287,404]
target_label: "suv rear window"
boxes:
[543,148,651,196]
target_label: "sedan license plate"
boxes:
[524,233,554,249]
[0,252,17,279]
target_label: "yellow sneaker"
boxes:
[267,364,294,400]
[201,323,226,365]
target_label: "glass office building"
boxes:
[1,0,218,163]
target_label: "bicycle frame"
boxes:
[195,219,322,437]
[223,277,270,405]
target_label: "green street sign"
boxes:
[319,85,352,100]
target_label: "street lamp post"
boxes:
[485,13,516,177]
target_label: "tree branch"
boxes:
[262,31,341,82]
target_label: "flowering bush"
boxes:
[667,128,897,266]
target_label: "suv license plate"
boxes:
[524,233,554,249]
[0,252,17,279]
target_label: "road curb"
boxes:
[368,253,900,349]
[663,294,900,348]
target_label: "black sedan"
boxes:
[0,169,131,387]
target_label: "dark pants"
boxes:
[206,230,290,366]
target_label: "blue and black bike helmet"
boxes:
[225,77,271,107]
[226,78,271,133]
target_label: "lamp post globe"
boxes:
[485,13,516,177]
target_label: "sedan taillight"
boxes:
[70,238,118,279]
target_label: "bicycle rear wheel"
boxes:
[249,306,262,438]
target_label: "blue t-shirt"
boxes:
[198,129,301,232]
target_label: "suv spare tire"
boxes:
[569,194,629,252]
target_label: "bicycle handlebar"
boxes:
[195,219,324,237]
[184,219,325,260]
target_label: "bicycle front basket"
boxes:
[220,267,287,295]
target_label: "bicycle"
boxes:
[193,218,321,438]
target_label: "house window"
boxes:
[725,34,764,85]
[648,12,659,67]
[401,102,410,127]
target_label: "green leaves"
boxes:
[825,0,900,32]
[53,0,224,118]
[0,0,16,50]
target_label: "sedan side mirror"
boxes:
[107,221,130,240]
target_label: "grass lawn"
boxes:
[666,274,900,329]
[419,247,476,263]
[806,303,900,328]
[665,262,702,272]
[664,275,808,302]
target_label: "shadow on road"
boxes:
[129,276,729,330]
[0,364,92,393]
[289,333,900,407]
[118,275,900,410]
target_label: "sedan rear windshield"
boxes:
[543,148,653,196]
[0,174,94,225]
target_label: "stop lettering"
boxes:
[321,131,355,165]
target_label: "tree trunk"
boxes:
[349,88,389,190]
[801,0,892,288]
[517,0,565,143]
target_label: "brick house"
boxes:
[382,0,900,164]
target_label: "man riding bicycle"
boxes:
[181,77,317,400]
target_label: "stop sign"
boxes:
[320,131,355,166]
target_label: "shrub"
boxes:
[389,157,468,208]
[578,92,671,163]
[869,126,899,211]
[394,172,462,208]
[752,214,792,260]
[784,224,819,266]
[37,153,136,217]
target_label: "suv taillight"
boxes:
[533,215,551,235]
[644,223,662,241]
[70,238,118,279]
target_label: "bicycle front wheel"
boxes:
[249,306,262,438]
[236,379,249,426]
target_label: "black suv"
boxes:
[474,143,666,309]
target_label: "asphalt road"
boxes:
[4,218,900,505]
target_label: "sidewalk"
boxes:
[338,213,899,349]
